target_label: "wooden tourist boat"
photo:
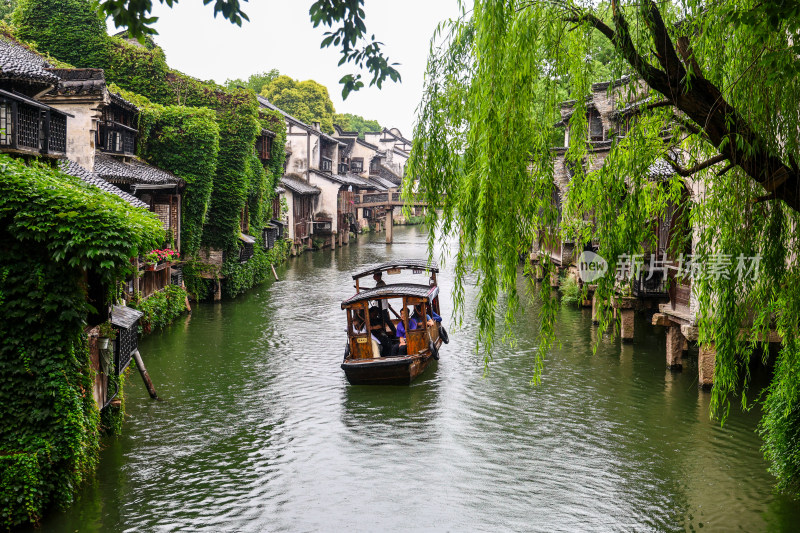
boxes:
[341,260,448,385]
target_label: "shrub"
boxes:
[559,275,581,305]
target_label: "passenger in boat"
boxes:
[412,304,441,328]
[352,309,382,358]
[392,307,418,356]
[368,306,394,357]
[372,274,397,336]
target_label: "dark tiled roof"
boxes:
[357,138,379,151]
[109,91,138,112]
[280,175,320,195]
[60,159,149,209]
[337,136,355,156]
[94,153,182,186]
[309,167,347,185]
[0,37,59,84]
[341,283,439,308]
[612,96,655,119]
[310,168,381,189]
[352,259,439,279]
[334,124,358,136]
[343,173,380,190]
[383,127,412,146]
[111,305,143,329]
[371,175,398,190]
[257,95,343,145]
[379,164,403,184]
[360,177,387,192]
[591,75,632,92]
[46,68,105,96]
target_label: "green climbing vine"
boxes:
[12,0,108,69]
[128,285,189,334]
[113,85,221,257]
[222,240,291,299]
[0,155,162,527]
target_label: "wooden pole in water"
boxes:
[386,207,393,244]
[271,264,279,281]
[132,350,159,399]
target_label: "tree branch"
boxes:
[646,99,673,110]
[675,36,704,80]
[641,0,687,91]
[665,153,728,177]
[716,162,735,177]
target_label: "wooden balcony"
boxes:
[0,89,67,156]
[97,121,136,155]
[321,156,333,172]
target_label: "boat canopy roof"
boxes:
[341,283,439,309]
[351,259,439,280]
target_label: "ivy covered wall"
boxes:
[113,85,222,257]
[12,0,108,69]
[12,1,289,296]
[0,157,162,527]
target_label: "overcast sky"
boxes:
[109,1,462,137]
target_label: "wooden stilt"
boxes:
[132,350,159,400]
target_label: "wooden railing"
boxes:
[354,192,389,205]
[321,156,333,172]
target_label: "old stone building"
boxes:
[39,69,184,251]
[259,95,380,251]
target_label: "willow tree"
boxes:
[408,0,800,494]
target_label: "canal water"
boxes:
[41,225,800,532]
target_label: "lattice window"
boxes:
[589,111,603,141]
[114,324,137,375]
[123,130,135,154]
[49,112,67,153]
[17,104,40,150]
[0,102,11,146]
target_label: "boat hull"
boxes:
[341,353,435,385]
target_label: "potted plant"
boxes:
[97,321,116,350]
[143,248,181,270]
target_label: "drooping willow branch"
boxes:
[565,0,800,211]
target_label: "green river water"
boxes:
[37,225,800,532]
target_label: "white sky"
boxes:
[108,1,462,137]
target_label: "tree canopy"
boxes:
[408,0,800,495]
[261,75,336,134]
[224,68,279,94]
[333,112,381,138]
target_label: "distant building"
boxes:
[259,95,380,251]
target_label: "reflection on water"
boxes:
[36,225,800,532]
